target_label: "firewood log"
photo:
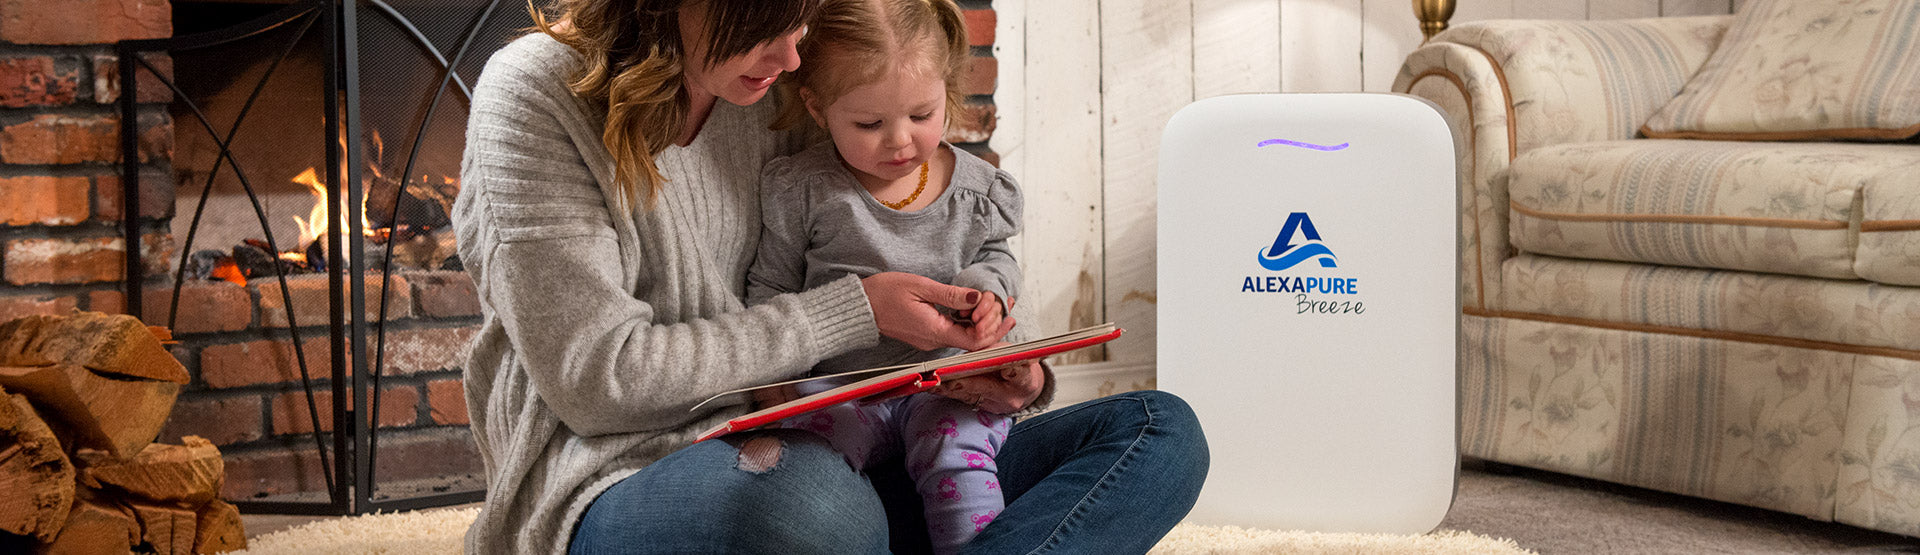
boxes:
[192,500,245,554]
[0,312,188,384]
[0,389,74,541]
[0,365,179,460]
[127,502,196,555]
[76,437,223,506]
[40,493,137,555]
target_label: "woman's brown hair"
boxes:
[772,0,970,131]
[530,0,818,210]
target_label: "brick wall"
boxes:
[0,0,174,319]
[951,2,997,164]
[156,272,482,500]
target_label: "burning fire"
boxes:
[289,166,378,246]
[286,131,387,269]
[195,130,464,287]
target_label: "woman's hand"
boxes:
[934,347,1044,415]
[863,272,1014,351]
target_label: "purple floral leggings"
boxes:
[781,392,1010,555]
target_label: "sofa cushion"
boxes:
[1640,0,1920,141]
[1857,162,1920,286]
[1509,140,1920,280]
[1499,254,1920,353]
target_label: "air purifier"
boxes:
[1157,93,1458,534]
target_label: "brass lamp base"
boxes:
[1415,0,1457,40]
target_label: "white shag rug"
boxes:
[237,506,1535,554]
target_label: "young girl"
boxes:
[743,0,1045,551]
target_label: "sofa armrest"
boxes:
[1392,15,1729,311]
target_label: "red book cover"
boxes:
[692,324,1123,442]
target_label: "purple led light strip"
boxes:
[1256,139,1350,151]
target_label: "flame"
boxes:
[289,166,378,266]
[210,258,246,286]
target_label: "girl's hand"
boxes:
[863,272,1013,351]
[955,292,1008,344]
[934,345,1044,414]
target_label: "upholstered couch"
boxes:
[1393,4,1920,537]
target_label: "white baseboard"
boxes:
[1047,361,1157,408]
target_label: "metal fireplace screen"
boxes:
[118,0,531,515]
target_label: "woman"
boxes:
[453,1,1209,553]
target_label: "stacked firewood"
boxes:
[0,312,245,553]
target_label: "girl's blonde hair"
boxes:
[530,0,818,210]
[772,0,970,131]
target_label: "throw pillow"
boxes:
[1641,0,1920,140]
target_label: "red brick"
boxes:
[961,55,996,96]
[0,112,172,165]
[0,55,77,107]
[85,289,123,314]
[199,336,328,388]
[368,428,481,484]
[0,0,171,45]
[426,379,466,425]
[5,236,119,285]
[91,53,173,105]
[0,292,78,321]
[270,386,419,435]
[963,9,995,46]
[944,101,997,144]
[379,325,477,375]
[0,114,113,164]
[158,395,262,446]
[143,280,251,334]
[220,447,328,500]
[408,270,478,318]
[7,232,182,286]
[256,273,411,328]
[94,171,176,222]
[0,175,89,226]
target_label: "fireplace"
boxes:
[113,0,530,515]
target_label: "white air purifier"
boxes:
[1156,93,1458,534]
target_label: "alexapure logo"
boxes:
[1242,212,1364,314]
[1257,212,1337,271]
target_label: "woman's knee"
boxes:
[1120,390,1210,480]
[1111,390,1203,435]
[573,430,887,553]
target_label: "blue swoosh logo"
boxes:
[1257,243,1338,271]
[1257,139,1349,151]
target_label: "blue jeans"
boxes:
[569,390,1210,554]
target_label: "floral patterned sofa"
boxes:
[1392,2,1920,537]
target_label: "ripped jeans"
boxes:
[567,390,1210,554]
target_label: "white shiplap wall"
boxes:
[990,0,1736,393]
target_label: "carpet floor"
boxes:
[238,459,1920,553]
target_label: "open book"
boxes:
[691,323,1123,442]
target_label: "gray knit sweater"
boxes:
[453,34,880,554]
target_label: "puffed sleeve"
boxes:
[949,167,1023,310]
[746,155,814,306]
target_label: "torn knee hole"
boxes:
[735,435,783,473]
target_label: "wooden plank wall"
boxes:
[988,0,1736,377]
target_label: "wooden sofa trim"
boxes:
[1861,220,1920,232]
[1463,307,1920,362]
[1640,121,1920,142]
[1407,67,1489,310]
[1510,201,1850,230]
